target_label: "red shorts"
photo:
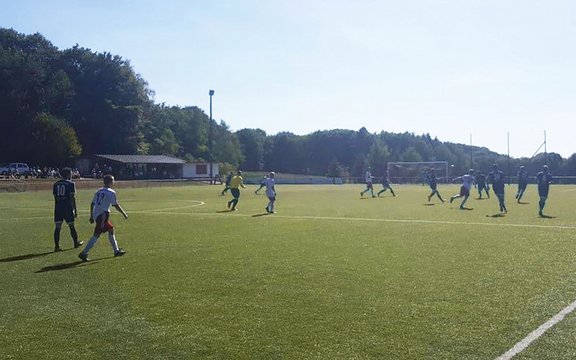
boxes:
[94,212,114,235]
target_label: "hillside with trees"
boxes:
[1,28,575,178]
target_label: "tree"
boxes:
[236,128,267,170]
[401,146,423,162]
[28,113,82,165]
[367,138,391,176]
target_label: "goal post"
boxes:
[387,161,449,184]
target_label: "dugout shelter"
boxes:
[76,154,186,180]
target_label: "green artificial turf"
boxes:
[1,183,575,359]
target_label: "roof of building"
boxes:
[94,154,186,164]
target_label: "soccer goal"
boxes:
[387,161,449,184]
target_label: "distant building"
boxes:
[183,162,219,179]
[75,154,219,180]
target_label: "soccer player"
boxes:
[360,167,375,198]
[377,171,396,197]
[53,168,82,252]
[227,170,246,211]
[488,163,507,213]
[426,168,445,203]
[475,171,490,199]
[265,172,276,213]
[78,174,128,262]
[516,165,529,202]
[221,172,233,195]
[255,175,268,194]
[449,169,476,209]
[536,165,553,216]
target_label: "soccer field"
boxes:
[1,183,576,359]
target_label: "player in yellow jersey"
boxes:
[227,170,246,211]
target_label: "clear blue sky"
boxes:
[2,0,575,158]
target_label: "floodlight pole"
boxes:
[469,134,473,169]
[507,132,511,184]
[209,90,215,182]
[544,130,547,165]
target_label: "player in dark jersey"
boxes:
[426,168,444,203]
[53,168,82,252]
[377,171,396,197]
[487,163,507,213]
[536,165,553,216]
[516,165,529,202]
[475,171,490,199]
[221,172,233,195]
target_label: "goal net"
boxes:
[387,161,449,184]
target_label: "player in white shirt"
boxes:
[78,174,128,262]
[449,169,476,209]
[265,172,276,213]
[360,167,375,198]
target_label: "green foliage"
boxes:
[29,113,82,164]
[236,128,267,170]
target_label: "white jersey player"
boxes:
[450,169,476,209]
[78,174,128,261]
[265,172,276,213]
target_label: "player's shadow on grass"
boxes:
[517,201,530,205]
[252,212,272,217]
[35,260,99,273]
[0,251,53,263]
[539,214,556,219]
[475,198,488,200]
[487,213,506,218]
[423,203,436,206]
[459,207,474,211]
[217,210,235,213]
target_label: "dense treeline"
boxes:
[240,128,576,178]
[0,28,242,167]
[2,28,575,178]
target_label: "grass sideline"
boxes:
[1,183,576,359]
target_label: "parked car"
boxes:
[0,163,31,176]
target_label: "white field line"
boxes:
[2,203,575,231]
[129,211,576,231]
[0,201,204,221]
[496,299,576,360]
[142,201,205,212]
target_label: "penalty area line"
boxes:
[496,298,576,360]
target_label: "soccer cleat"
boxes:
[74,240,84,248]
[360,192,363,197]
[78,253,89,262]
[227,201,231,209]
[54,246,62,252]
[449,197,454,204]
[114,249,126,257]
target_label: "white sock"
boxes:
[108,234,119,252]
